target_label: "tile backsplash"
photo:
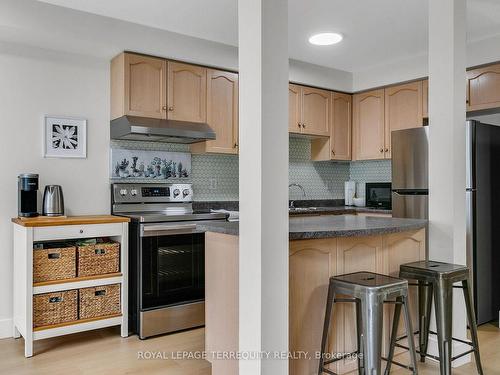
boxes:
[110,139,391,201]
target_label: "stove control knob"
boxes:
[119,189,128,197]
[173,189,180,198]
[130,189,138,196]
[182,189,190,198]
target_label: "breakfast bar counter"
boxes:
[202,214,427,375]
[198,214,426,239]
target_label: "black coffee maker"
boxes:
[18,174,39,217]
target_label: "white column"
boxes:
[428,0,469,365]
[238,0,289,374]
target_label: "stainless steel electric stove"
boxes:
[111,183,227,339]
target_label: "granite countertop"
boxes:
[198,215,426,239]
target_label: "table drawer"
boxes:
[34,223,123,241]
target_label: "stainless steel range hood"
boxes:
[110,115,216,144]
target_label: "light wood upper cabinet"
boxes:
[422,79,429,118]
[289,84,302,134]
[311,92,352,161]
[167,61,207,123]
[111,53,167,120]
[384,81,423,158]
[467,64,500,112]
[331,92,352,160]
[192,69,239,154]
[353,89,385,160]
[289,84,330,137]
[302,87,330,136]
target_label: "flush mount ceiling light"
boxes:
[308,32,343,46]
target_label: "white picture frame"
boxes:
[44,116,87,158]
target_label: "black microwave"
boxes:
[366,183,392,209]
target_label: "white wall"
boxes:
[0,0,353,93]
[0,46,110,337]
[289,59,352,93]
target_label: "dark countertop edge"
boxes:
[288,222,427,240]
[198,221,426,239]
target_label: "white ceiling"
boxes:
[36,0,500,72]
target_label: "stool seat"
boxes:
[391,260,483,375]
[400,260,469,282]
[319,272,417,375]
[331,272,409,301]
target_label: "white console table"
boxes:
[12,215,130,357]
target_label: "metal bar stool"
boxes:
[386,260,483,375]
[318,272,418,375]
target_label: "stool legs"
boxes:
[418,281,433,362]
[318,282,335,375]
[402,295,418,375]
[384,297,402,375]
[356,298,364,375]
[384,296,418,375]
[361,293,384,374]
[433,279,453,375]
[462,279,484,375]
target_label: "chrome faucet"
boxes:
[289,183,306,208]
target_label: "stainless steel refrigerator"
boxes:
[466,120,500,325]
[392,122,500,325]
[391,127,429,220]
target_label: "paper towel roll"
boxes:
[345,181,356,206]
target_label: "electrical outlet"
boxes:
[209,178,218,190]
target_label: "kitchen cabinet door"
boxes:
[331,92,352,160]
[467,64,500,111]
[192,70,239,154]
[167,62,207,123]
[113,53,167,120]
[289,84,303,134]
[353,89,385,160]
[422,79,428,118]
[302,87,330,136]
[381,229,426,355]
[289,239,337,375]
[335,235,385,373]
[384,81,423,158]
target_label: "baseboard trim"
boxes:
[0,318,12,339]
[426,335,471,368]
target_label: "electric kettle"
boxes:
[42,185,65,216]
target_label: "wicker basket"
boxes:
[33,243,76,283]
[79,284,121,319]
[77,240,120,277]
[33,290,78,328]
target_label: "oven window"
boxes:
[141,233,204,309]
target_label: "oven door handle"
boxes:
[141,223,198,237]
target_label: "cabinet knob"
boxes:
[79,229,84,234]
[162,105,167,110]
[302,123,306,128]
[234,142,239,148]
[297,123,301,128]
[380,148,384,153]
[331,150,335,155]
[385,148,389,152]
[168,106,174,111]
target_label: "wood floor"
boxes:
[0,323,499,374]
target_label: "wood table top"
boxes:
[12,215,130,227]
